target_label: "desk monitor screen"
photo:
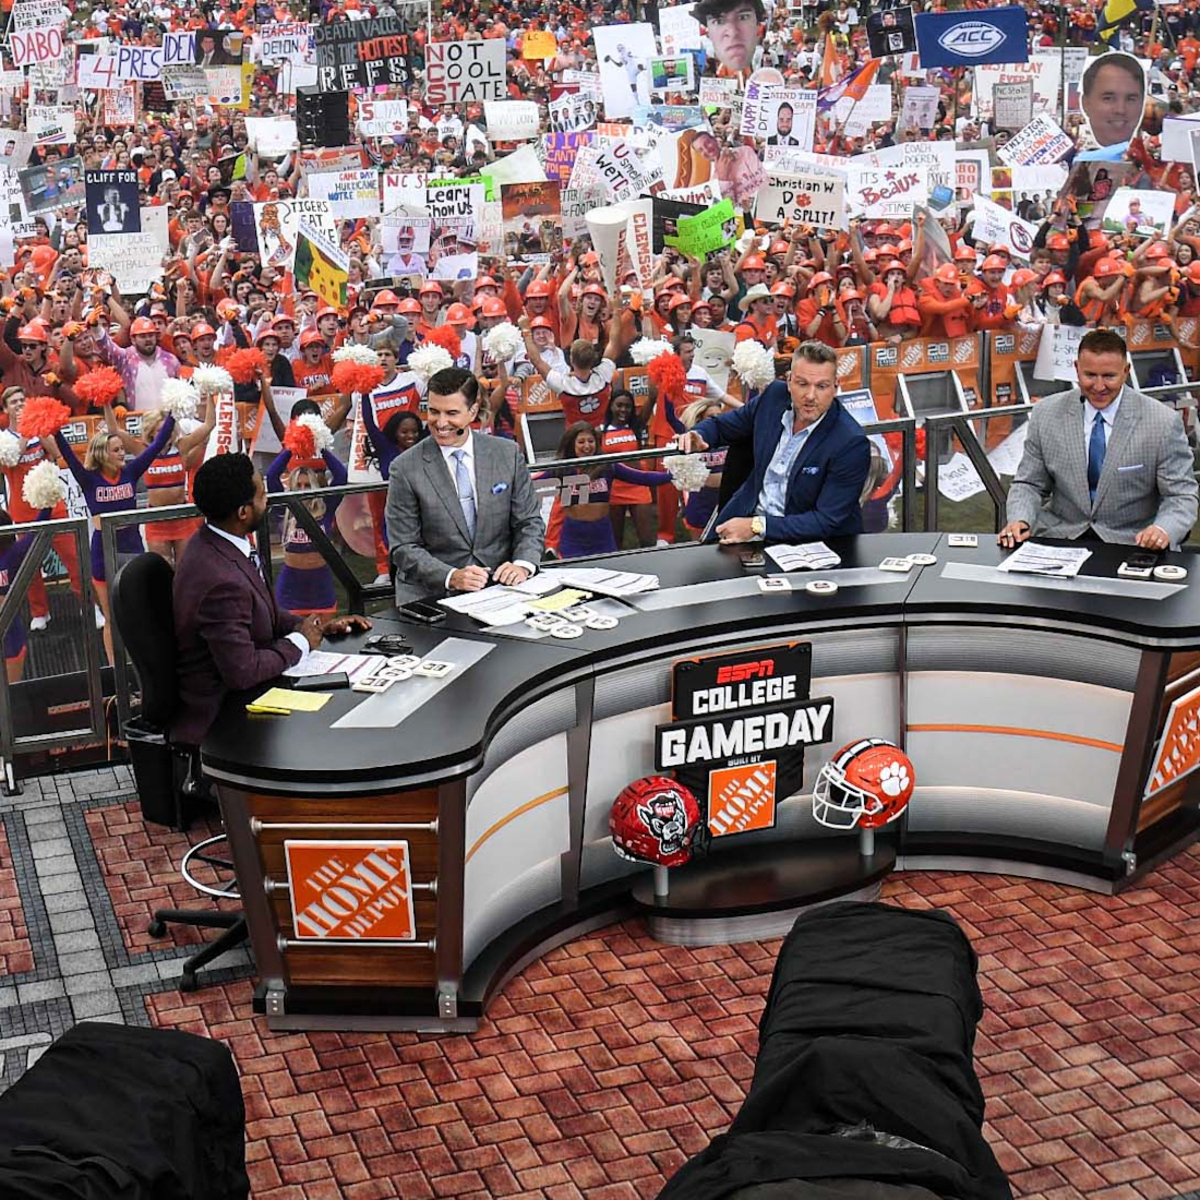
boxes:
[896,373,966,420]
[522,411,567,465]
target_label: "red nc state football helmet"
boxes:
[610,776,701,868]
[812,739,915,831]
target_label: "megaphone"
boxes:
[586,205,631,294]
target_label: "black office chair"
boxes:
[111,553,249,993]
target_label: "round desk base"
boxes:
[630,838,897,947]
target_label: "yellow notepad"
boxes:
[248,687,331,713]
[527,588,589,612]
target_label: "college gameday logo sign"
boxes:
[285,840,416,940]
[657,644,834,840]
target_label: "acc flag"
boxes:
[914,7,1029,69]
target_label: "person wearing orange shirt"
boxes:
[292,329,336,396]
[734,285,779,346]
[966,255,1014,332]
[794,273,838,347]
[1074,257,1127,326]
[868,260,921,341]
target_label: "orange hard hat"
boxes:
[475,275,500,290]
[398,297,422,314]
[372,289,400,307]
[581,283,607,299]
[1046,232,1070,251]
[299,328,326,348]
[445,302,475,326]
[254,325,281,345]
[953,245,977,262]
[882,260,906,275]
[525,280,552,298]
[667,292,692,311]
[190,322,216,339]
[987,242,1011,257]
[1145,242,1172,261]
[1095,258,1122,278]
[1009,268,1039,289]
[1041,271,1067,288]
[479,296,508,318]
[771,281,795,297]
[934,264,960,284]
[808,271,834,289]
[529,315,554,330]
[129,317,158,336]
[17,323,47,343]
[980,255,1008,272]
[419,280,444,296]
[770,239,790,256]
[1187,262,1200,284]
[742,255,767,271]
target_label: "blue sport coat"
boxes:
[692,381,871,542]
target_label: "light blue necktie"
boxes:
[1087,411,1106,503]
[452,448,476,539]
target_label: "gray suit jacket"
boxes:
[1006,386,1198,547]
[385,433,545,597]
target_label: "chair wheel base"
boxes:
[179,971,198,993]
[148,920,167,938]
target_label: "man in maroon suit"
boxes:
[172,453,370,746]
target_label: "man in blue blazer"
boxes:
[678,341,871,543]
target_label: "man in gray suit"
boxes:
[1000,328,1197,551]
[385,367,545,597]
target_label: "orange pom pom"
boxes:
[330,360,385,395]
[73,366,125,408]
[217,346,266,384]
[647,352,687,406]
[283,419,316,460]
[18,395,72,440]
[424,325,462,360]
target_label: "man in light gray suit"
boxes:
[385,367,545,598]
[1000,328,1197,551]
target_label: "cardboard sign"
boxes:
[847,163,928,220]
[756,171,846,229]
[10,0,65,31]
[295,218,349,308]
[523,30,557,60]
[424,39,506,105]
[285,841,417,941]
[543,132,594,183]
[997,114,1074,167]
[85,169,139,235]
[10,27,63,68]
[970,194,1039,257]
[483,100,540,142]
[258,21,311,63]
[161,65,210,100]
[592,140,657,202]
[87,205,169,294]
[254,197,333,271]
[314,17,412,90]
[974,55,1061,120]
[425,182,485,224]
[993,80,1034,131]
[306,168,381,219]
[358,99,409,137]
[668,198,736,257]
[1033,323,1086,383]
[659,4,704,55]
[899,86,940,132]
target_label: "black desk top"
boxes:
[202,534,1200,793]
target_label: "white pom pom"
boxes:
[159,378,199,420]
[191,365,235,397]
[629,337,673,366]
[333,343,381,367]
[296,412,333,454]
[0,430,21,468]
[407,343,453,385]
[484,321,522,363]
[732,339,776,391]
[21,459,64,511]
[663,455,712,493]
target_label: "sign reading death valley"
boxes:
[285,840,417,940]
[314,17,412,90]
[657,644,833,839]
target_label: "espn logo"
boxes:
[715,659,776,684]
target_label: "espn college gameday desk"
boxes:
[201,534,1200,1031]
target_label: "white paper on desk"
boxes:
[438,586,530,626]
[997,542,1091,577]
[766,542,841,572]
[510,572,563,596]
[283,651,378,679]
[547,567,659,596]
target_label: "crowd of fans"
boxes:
[0,0,1194,677]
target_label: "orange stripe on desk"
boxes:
[466,786,570,863]
[906,724,1123,753]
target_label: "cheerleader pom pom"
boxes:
[333,344,381,366]
[17,396,71,440]
[647,351,687,405]
[283,419,317,461]
[0,430,21,468]
[159,378,199,421]
[74,365,124,408]
[483,321,520,363]
[331,358,385,396]
[21,459,64,510]
[217,346,266,384]
[295,412,332,455]
[426,325,464,361]
[191,365,235,397]
[663,455,711,494]
[732,339,776,391]
[407,343,453,386]
[629,337,672,366]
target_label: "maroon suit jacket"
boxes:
[171,524,303,746]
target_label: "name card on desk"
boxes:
[285,840,416,941]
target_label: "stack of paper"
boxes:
[765,543,842,572]
[438,587,531,626]
[997,543,1091,578]
[284,651,379,681]
[547,568,660,597]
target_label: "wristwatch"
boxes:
[750,516,766,538]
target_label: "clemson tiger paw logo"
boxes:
[880,762,909,797]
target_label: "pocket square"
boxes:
[491,482,509,494]
[1117,464,1144,472]
[801,465,820,475]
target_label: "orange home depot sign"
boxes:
[1126,318,1200,379]
[707,760,777,837]
[835,346,864,393]
[1145,684,1200,799]
[285,840,416,940]
[868,335,980,418]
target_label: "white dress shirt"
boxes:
[206,523,309,661]
[438,432,536,589]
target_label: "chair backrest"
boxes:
[111,553,178,731]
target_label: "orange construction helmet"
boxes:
[1046,232,1070,251]
[479,296,508,318]
[299,328,326,348]
[1009,268,1039,289]
[742,255,767,271]
[129,317,158,337]
[771,281,796,297]
[17,323,47,343]
[953,245,978,262]
[808,271,834,289]
[529,315,554,330]
[980,255,1008,272]
[525,280,552,299]
[397,297,422,314]
[372,288,400,307]
[1145,242,1172,261]
[934,263,960,284]
[1094,258,1122,278]
[190,322,216,339]
[1041,271,1067,289]
[1187,262,1200,284]
[445,302,475,326]
[667,292,692,311]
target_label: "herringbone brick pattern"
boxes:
[140,845,1200,1200]
[0,820,31,977]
